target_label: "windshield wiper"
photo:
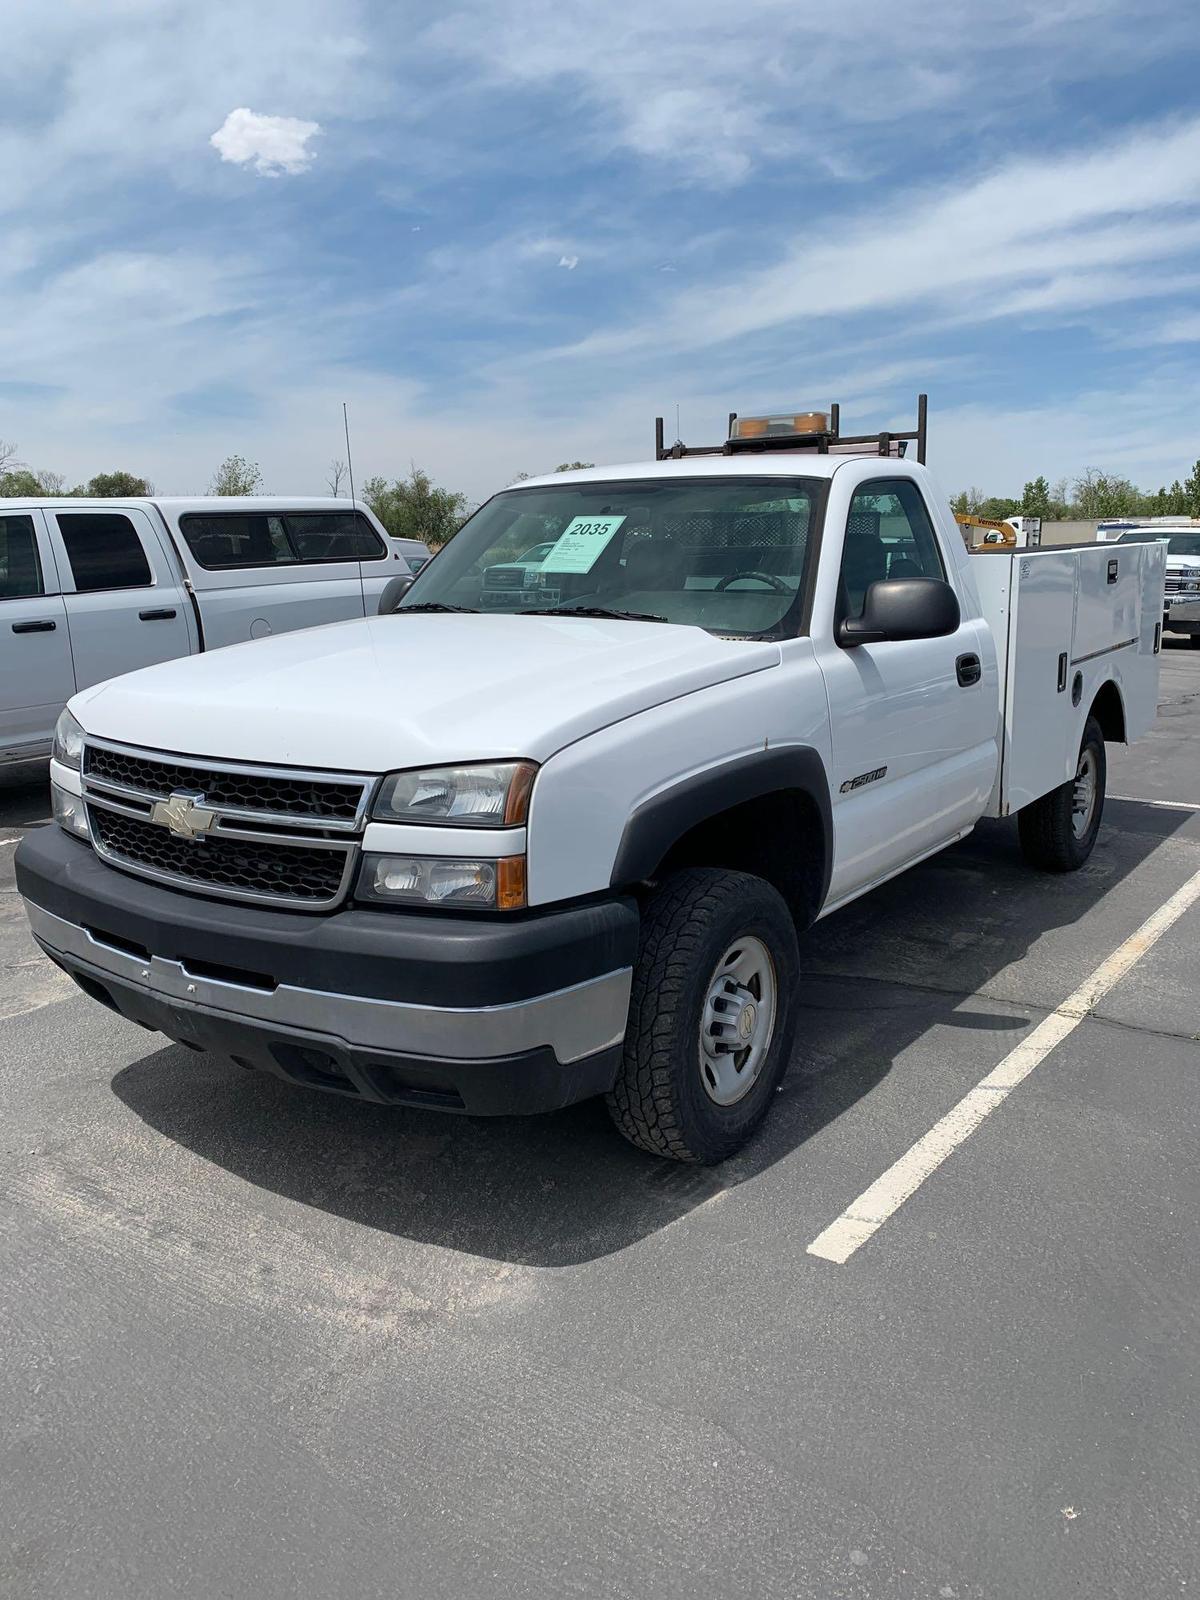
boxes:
[396,602,479,614]
[519,604,669,624]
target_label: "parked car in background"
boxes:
[391,537,434,574]
[0,497,414,765]
[480,539,559,609]
[1115,526,1200,645]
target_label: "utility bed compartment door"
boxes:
[1074,546,1142,664]
[973,542,1164,818]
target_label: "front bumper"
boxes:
[17,828,637,1115]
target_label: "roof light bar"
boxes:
[654,393,927,464]
[729,410,829,441]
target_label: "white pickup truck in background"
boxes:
[16,398,1166,1163]
[1108,525,1200,646]
[0,496,423,765]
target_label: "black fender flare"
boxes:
[609,746,833,908]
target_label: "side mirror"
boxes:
[377,575,414,615]
[837,577,960,647]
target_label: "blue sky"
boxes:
[3,0,1200,503]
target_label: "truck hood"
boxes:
[1166,554,1200,574]
[70,613,780,771]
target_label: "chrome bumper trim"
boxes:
[26,901,632,1066]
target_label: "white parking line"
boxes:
[1109,796,1200,812]
[807,866,1200,1265]
[0,837,19,848]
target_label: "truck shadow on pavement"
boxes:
[111,802,1193,1267]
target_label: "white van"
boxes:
[0,497,418,765]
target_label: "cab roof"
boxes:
[0,496,372,514]
[511,455,921,491]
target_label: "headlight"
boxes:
[53,708,85,770]
[372,761,536,827]
[52,782,91,841]
[358,853,526,910]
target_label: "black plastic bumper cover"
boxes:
[48,946,621,1115]
[16,827,639,1008]
[17,827,637,1116]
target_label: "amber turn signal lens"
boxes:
[730,411,829,440]
[503,761,538,826]
[497,855,527,911]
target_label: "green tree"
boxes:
[0,468,44,496]
[1021,475,1052,517]
[1183,459,1200,516]
[209,455,263,495]
[362,466,468,548]
[554,461,595,472]
[77,470,153,496]
[951,487,985,516]
[0,466,72,496]
[1071,468,1139,519]
[978,495,1021,520]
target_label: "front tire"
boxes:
[1018,714,1106,872]
[606,868,800,1163]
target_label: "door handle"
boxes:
[956,652,981,687]
[138,608,177,621]
[12,619,57,634]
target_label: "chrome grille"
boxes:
[90,809,349,904]
[483,567,526,590]
[84,744,366,823]
[81,741,373,910]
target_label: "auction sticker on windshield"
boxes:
[540,515,627,574]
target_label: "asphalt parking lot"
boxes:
[2,644,1198,1600]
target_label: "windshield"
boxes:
[1117,530,1200,557]
[399,477,822,636]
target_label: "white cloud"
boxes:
[210,107,321,176]
[552,117,1200,363]
[1124,311,1200,345]
[558,255,579,271]
[427,0,1197,184]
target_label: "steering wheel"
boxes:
[714,570,791,593]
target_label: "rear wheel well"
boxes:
[1090,678,1126,743]
[650,788,826,931]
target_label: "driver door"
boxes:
[814,476,994,906]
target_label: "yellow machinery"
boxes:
[955,514,1017,547]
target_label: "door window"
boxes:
[0,515,44,599]
[57,513,153,592]
[176,510,385,569]
[840,480,946,619]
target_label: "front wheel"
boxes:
[1018,714,1106,872]
[606,868,800,1163]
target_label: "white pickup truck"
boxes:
[0,496,421,765]
[1110,526,1200,645]
[16,401,1166,1163]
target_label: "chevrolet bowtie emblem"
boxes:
[149,792,216,840]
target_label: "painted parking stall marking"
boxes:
[807,865,1200,1265]
[1109,796,1200,812]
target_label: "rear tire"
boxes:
[1018,715,1106,872]
[606,868,800,1164]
